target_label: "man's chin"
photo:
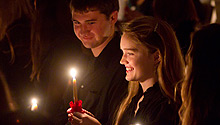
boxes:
[81,42,92,49]
[83,45,93,49]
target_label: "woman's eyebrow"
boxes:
[123,48,138,51]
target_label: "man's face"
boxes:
[72,10,114,49]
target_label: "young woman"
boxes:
[115,16,185,125]
[179,24,220,125]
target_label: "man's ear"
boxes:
[154,50,161,65]
[110,11,118,24]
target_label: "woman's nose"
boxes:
[120,54,127,65]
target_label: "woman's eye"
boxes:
[127,53,134,56]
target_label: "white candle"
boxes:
[70,68,78,102]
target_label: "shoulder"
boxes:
[143,86,179,124]
[152,98,179,124]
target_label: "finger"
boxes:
[82,109,94,117]
[68,113,82,125]
[73,112,84,119]
[69,118,80,125]
[67,108,72,113]
[68,113,73,122]
[68,113,73,118]
[70,114,82,125]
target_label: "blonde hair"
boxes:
[114,16,185,125]
[114,81,139,125]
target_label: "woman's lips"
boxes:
[126,67,134,73]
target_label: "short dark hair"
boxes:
[69,0,119,18]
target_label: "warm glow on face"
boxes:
[70,68,77,79]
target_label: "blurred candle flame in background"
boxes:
[31,98,38,111]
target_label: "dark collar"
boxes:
[136,82,160,98]
[94,32,122,68]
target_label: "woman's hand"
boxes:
[67,108,101,125]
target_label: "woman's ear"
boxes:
[154,50,161,65]
[110,11,118,24]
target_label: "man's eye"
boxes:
[73,21,80,25]
[88,22,95,25]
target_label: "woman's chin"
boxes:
[125,76,133,81]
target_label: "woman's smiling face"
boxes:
[120,33,156,83]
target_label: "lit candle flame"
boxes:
[70,68,77,79]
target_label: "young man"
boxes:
[62,0,128,124]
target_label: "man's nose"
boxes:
[80,24,89,33]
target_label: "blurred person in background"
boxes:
[124,0,199,56]
[0,0,34,118]
[0,0,51,124]
[179,23,220,125]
